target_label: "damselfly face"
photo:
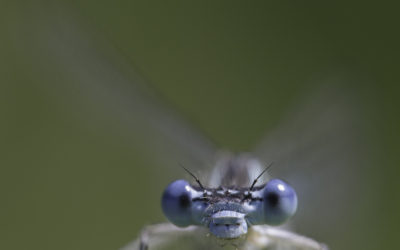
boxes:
[162,157,297,241]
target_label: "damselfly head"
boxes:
[161,160,298,240]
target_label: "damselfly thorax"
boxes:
[209,154,266,188]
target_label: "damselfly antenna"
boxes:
[249,162,274,190]
[180,164,204,189]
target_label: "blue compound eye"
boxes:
[161,180,193,227]
[262,179,298,225]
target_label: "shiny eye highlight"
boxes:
[161,180,194,227]
[262,179,298,225]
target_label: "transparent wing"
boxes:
[26,9,219,248]
[253,84,368,245]
[31,8,217,171]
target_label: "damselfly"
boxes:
[40,14,364,250]
[114,83,362,250]
[122,153,328,250]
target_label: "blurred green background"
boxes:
[1,1,399,250]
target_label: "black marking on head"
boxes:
[192,186,264,204]
[242,191,252,201]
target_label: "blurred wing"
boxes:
[253,84,367,243]
[30,8,217,171]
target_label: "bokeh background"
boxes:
[2,1,399,250]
